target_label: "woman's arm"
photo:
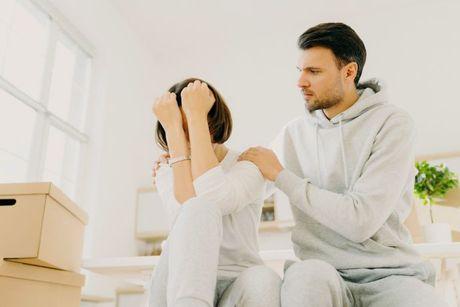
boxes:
[167,126,195,204]
[181,80,219,179]
[153,92,195,204]
[181,80,266,215]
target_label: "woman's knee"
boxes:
[180,197,222,219]
[170,197,223,240]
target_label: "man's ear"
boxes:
[343,62,358,83]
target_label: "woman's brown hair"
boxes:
[155,78,233,152]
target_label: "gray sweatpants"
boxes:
[281,259,447,307]
[149,197,281,307]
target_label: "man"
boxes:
[239,23,446,307]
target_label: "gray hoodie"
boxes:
[272,79,426,271]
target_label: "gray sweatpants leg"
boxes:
[149,197,223,307]
[149,242,169,307]
[217,265,282,307]
[281,259,447,307]
[349,274,447,307]
[167,197,223,307]
[281,259,353,307]
[150,259,282,307]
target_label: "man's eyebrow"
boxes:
[296,66,322,71]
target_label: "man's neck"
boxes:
[323,88,360,120]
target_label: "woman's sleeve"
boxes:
[155,165,181,230]
[192,161,266,216]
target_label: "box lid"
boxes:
[0,182,88,225]
[0,260,85,287]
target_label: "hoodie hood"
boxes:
[304,78,388,129]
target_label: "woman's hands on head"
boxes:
[152,80,215,132]
[181,80,215,120]
[152,92,183,131]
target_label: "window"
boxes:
[0,0,92,200]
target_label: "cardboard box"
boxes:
[0,182,89,272]
[0,259,85,307]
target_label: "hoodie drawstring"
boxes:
[314,123,322,187]
[338,117,349,190]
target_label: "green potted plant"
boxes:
[414,161,458,243]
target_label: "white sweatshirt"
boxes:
[271,79,424,270]
[155,149,266,277]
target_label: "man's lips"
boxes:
[302,92,314,99]
[301,89,314,97]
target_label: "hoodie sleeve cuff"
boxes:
[274,169,307,199]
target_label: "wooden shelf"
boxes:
[259,220,294,232]
[415,151,460,162]
[116,286,145,295]
[136,231,168,242]
[263,201,275,209]
[81,294,114,303]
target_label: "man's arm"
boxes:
[241,114,417,243]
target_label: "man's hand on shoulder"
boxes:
[238,146,284,181]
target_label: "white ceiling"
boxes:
[110,0,425,62]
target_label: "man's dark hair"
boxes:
[298,23,366,87]
[155,77,233,152]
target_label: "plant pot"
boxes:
[423,223,452,243]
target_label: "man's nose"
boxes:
[297,72,310,88]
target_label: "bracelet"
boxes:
[168,155,191,167]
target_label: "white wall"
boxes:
[351,0,460,155]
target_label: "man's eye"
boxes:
[311,70,320,74]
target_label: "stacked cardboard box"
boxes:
[0,182,89,307]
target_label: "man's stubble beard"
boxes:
[304,81,344,112]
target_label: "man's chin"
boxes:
[305,101,319,112]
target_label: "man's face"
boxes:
[297,46,345,112]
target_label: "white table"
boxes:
[82,256,160,287]
[82,242,460,306]
[82,243,460,288]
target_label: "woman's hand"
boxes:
[152,92,182,131]
[181,80,215,119]
[152,153,170,186]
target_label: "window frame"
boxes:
[0,0,95,197]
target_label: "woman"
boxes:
[149,78,281,307]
